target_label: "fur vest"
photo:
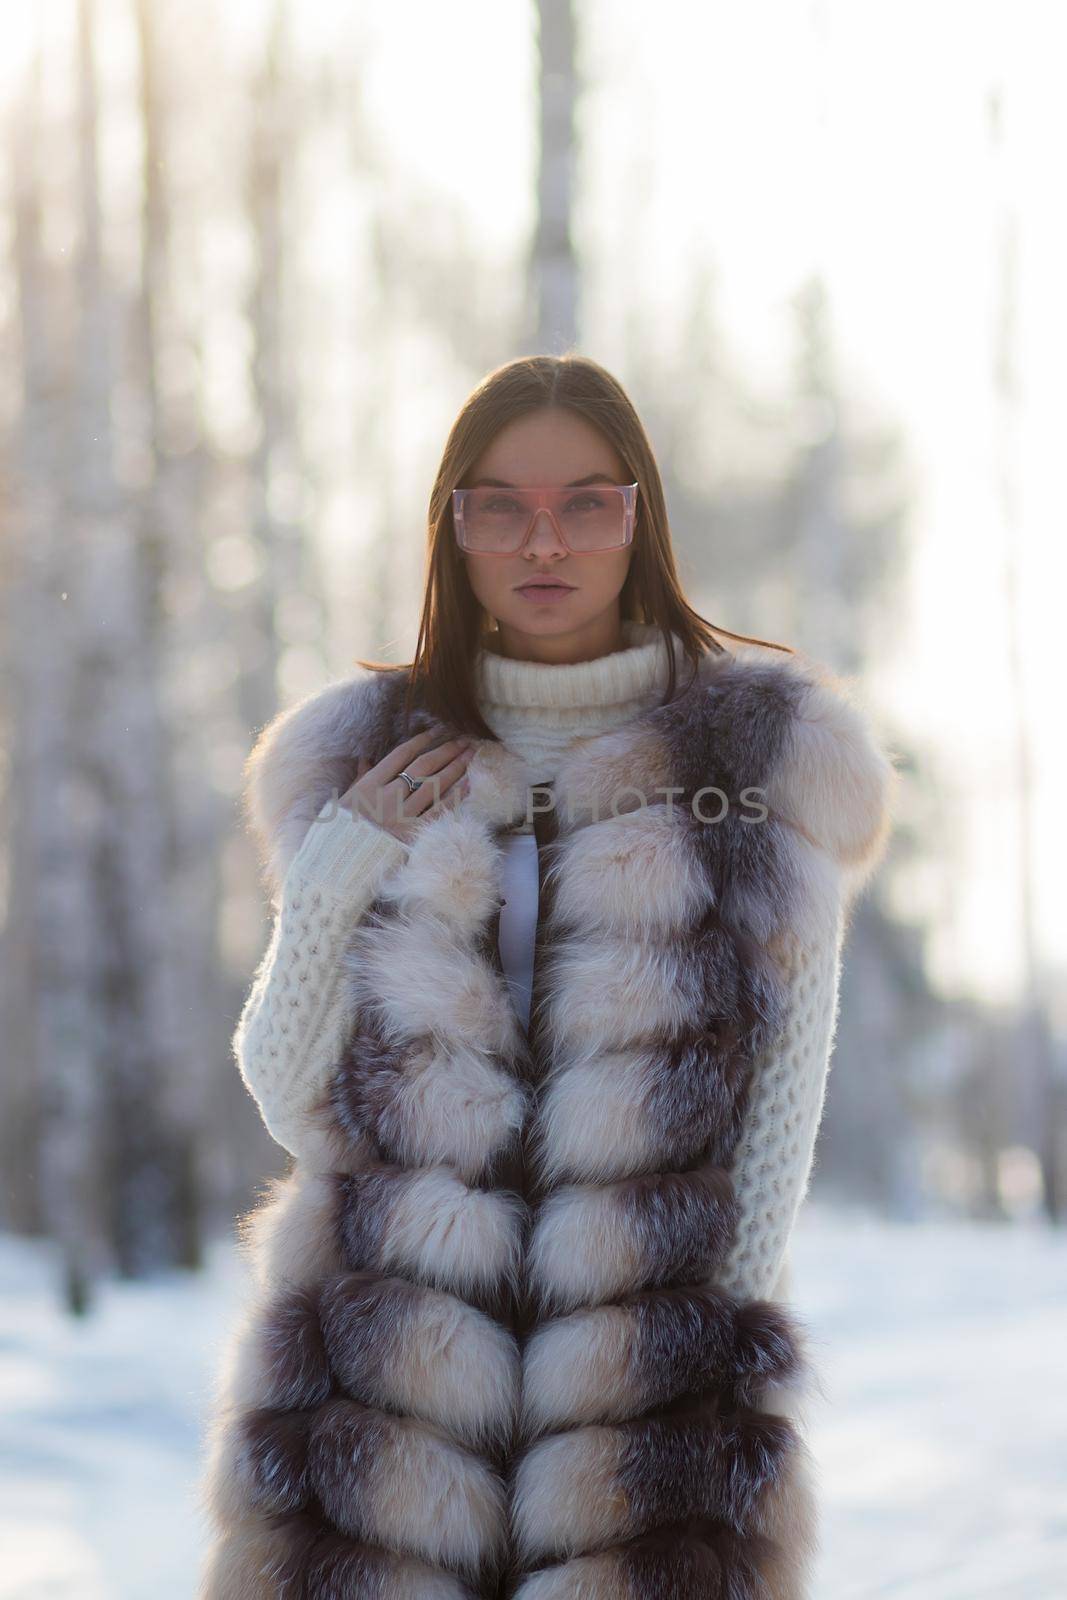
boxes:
[198,640,896,1599]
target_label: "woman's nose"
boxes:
[523,508,567,553]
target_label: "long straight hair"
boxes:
[357,353,793,738]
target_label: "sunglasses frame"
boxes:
[452,481,639,555]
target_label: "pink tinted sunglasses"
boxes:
[452,481,639,554]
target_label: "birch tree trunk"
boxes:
[12,38,107,1313]
[529,0,578,352]
[70,0,192,1276]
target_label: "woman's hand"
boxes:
[339,728,475,844]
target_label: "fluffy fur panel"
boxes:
[198,1227,518,1594]
[380,804,507,936]
[752,649,899,889]
[508,1526,776,1600]
[656,641,896,911]
[510,1406,800,1564]
[525,1164,739,1313]
[235,1169,347,1297]
[337,1163,527,1305]
[317,1270,520,1450]
[307,799,531,1186]
[542,803,712,937]
[217,1397,507,1578]
[535,815,796,1206]
[534,932,711,1057]
[307,1398,507,1576]
[343,904,521,1058]
[537,783,797,1047]
[509,1504,812,1600]
[528,934,779,1189]
[519,1287,807,1440]
[527,1033,748,1190]
[199,1515,477,1600]
[312,1019,530,1185]
[215,1266,521,1454]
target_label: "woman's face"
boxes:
[458,407,634,656]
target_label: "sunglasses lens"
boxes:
[458,488,630,552]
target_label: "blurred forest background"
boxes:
[0,0,1064,1325]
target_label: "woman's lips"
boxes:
[515,582,576,604]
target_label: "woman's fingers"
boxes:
[373,727,469,786]
[404,746,474,816]
[347,726,477,839]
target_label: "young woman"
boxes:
[197,354,896,1599]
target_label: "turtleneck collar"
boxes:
[475,619,683,714]
[471,620,689,778]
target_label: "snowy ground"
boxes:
[0,1205,1064,1599]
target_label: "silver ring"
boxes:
[398,769,423,795]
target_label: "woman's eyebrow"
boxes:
[469,472,616,488]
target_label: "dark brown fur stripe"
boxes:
[317,1013,422,1150]
[620,1518,778,1600]
[638,905,784,1162]
[617,1407,800,1538]
[511,1407,799,1565]
[245,1510,478,1598]
[520,1284,802,1443]
[652,653,807,801]
[621,1163,739,1287]
[618,1286,803,1415]
[646,657,808,1089]
[727,1299,809,1409]
[336,1164,412,1267]
[238,1407,314,1515]
[649,1019,752,1167]
[305,1400,392,1547]
[658,822,794,1092]
[255,1286,333,1411]
[319,1269,428,1394]
[514,1518,780,1600]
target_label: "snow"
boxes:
[0,1230,243,1599]
[0,1206,1064,1598]
[791,1206,1067,1599]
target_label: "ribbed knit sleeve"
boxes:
[716,920,844,1304]
[232,801,409,1158]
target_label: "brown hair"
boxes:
[356,352,793,738]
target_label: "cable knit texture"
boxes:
[233,619,867,1304]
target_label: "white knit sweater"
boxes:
[233,620,843,1303]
